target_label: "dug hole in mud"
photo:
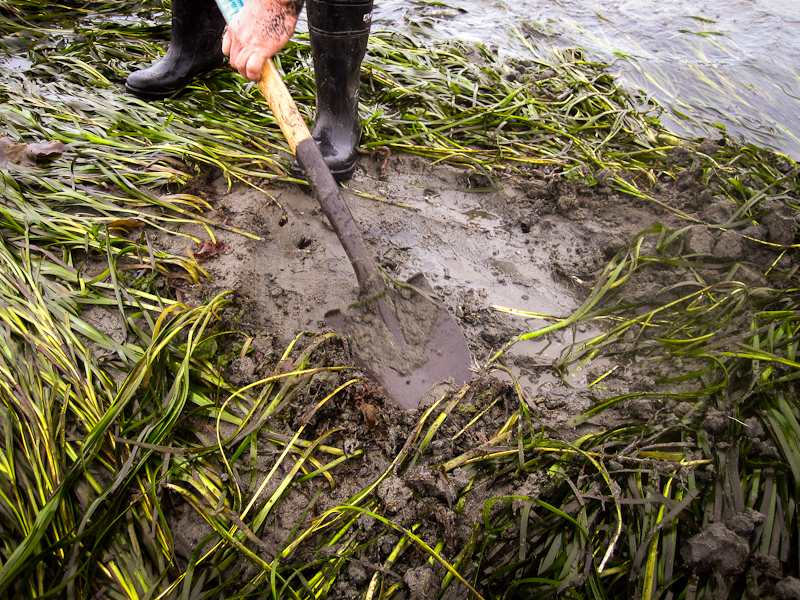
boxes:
[96,141,797,597]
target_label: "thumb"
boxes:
[222,28,232,56]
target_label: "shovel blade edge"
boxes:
[325,272,472,409]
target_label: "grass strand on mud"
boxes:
[0,1,799,599]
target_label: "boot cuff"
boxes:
[307,0,373,36]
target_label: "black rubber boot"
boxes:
[300,0,373,180]
[126,0,226,100]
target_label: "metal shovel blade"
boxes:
[325,272,473,410]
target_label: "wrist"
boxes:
[279,0,304,17]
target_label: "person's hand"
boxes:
[222,0,303,81]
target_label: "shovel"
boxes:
[216,1,472,409]
[259,62,472,409]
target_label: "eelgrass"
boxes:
[480,215,800,598]
[0,1,799,599]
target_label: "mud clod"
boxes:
[347,562,369,587]
[725,508,765,541]
[701,200,735,224]
[623,397,661,420]
[776,577,800,600]
[744,416,766,440]
[681,523,750,575]
[685,225,715,254]
[377,476,414,515]
[713,230,743,261]
[226,356,256,385]
[764,211,797,246]
[403,466,448,501]
[405,565,439,600]
[701,409,728,435]
[556,194,582,219]
[742,224,769,249]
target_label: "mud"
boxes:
[137,141,798,595]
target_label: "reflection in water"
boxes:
[356,0,800,159]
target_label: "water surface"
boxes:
[366,0,800,159]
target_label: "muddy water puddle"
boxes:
[0,56,32,72]
[495,323,616,397]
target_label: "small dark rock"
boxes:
[681,523,749,575]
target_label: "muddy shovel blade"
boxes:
[326,273,472,410]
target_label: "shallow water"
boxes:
[367,0,800,160]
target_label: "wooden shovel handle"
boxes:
[258,60,310,153]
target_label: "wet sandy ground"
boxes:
[148,149,686,406]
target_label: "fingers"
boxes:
[244,51,268,82]
[226,39,269,81]
[228,46,260,81]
